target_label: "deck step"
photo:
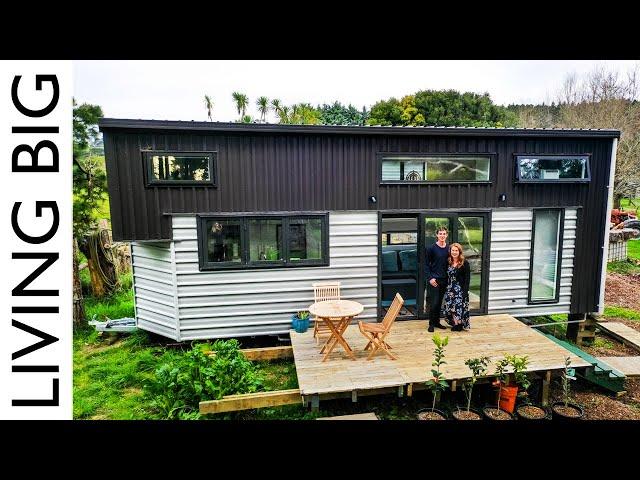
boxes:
[537,331,626,393]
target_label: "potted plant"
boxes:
[452,356,490,420]
[291,310,310,333]
[552,357,584,421]
[417,333,449,420]
[511,355,549,420]
[483,355,514,420]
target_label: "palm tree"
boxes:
[257,96,270,123]
[278,105,290,124]
[271,99,282,116]
[204,95,213,121]
[232,92,249,121]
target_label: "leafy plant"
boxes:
[507,354,531,403]
[561,356,576,407]
[425,333,449,412]
[493,355,511,411]
[296,311,310,320]
[146,340,261,419]
[462,356,490,413]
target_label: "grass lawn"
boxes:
[607,258,640,275]
[603,306,640,321]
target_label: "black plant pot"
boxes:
[416,408,448,420]
[451,406,483,421]
[515,403,550,421]
[551,401,584,422]
[482,405,515,421]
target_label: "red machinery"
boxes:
[611,208,637,226]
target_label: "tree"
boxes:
[553,66,640,207]
[276,103,321,124]
[204,95,214,121]
[367,90,516,127]
[317,101,369,125]
[232,92,249,121]
[256,96,270,122]
[73,99,119,309]
[367,97,404,125]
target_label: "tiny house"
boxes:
[99,119,619,341]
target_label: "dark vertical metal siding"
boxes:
[102,129,613,313]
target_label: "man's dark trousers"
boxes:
[428,279,447,326]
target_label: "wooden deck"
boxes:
[596,357,640,377]
[597,322,640,353]
[291,314,591,402]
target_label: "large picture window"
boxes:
[516,155,590,182]
[528,209,564,304]
[143,151,217,186]
[197,213,328,270]
[380,154,492,183]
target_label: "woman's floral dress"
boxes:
[443,264,470,329]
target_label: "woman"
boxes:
[443,242,471,332]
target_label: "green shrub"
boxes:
[146,340,261,419]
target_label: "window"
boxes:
[143,151,216,186]
[515,155,590,182]
[380,154,491,183]
[197,213,328,270]
[528,209,564,304]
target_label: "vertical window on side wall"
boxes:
[528,209,564,304]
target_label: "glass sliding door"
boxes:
[420,212,489,316]
[457,216,485,311]
[379,211,490,319]
[380,215,419,318]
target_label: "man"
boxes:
[425,226,450,332]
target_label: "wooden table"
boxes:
[308,300,364,362]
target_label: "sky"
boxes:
[73,60,639,123]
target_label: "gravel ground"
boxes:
[605,273,640,311]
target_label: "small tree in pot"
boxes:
[552,357,584,421]
[483,355,514,420]
[418,333,449,420]
[511,355,547,420]
[453,356,490,420]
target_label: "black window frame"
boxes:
[197,212,329,271]
[528,208,565,305]
[514,153,591,183]
[142,150,217,187]
[378,152,495,185]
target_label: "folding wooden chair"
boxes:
[358,293,404,360]
[312,281,341,343]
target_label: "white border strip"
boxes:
[597,137,618,315]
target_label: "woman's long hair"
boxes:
[448,242,465,267]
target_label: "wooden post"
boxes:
[311,395,320,411]
[542,371,551,406]
[451,380,457,392]
[567,313,586,345]
[352,390,358,403]
[397,386,403,398]
[406,383,413,397]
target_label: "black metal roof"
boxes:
[99,118,621,138]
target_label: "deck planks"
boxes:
[595,356,640,377]
[597,322,640,353]
[291,314,591,396]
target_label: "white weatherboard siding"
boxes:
[130,242,180,339]
[173,212,378,340]
[488,208,577,316]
